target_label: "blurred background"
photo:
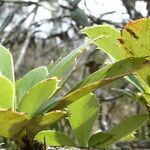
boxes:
[0,0,150,149]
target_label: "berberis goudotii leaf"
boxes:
[83,18,150,102]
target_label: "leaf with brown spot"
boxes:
[121,18,150,58]
[120,18,150,90]
[83,18,150,93]
[125,28,139,39]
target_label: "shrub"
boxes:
[0,17,149,149]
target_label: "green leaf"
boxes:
[47,39,98,86]
[0,76,15,109]
[68,93,100,147]
[35,130,75,146]
[73,56,150,91]
[83,18,150,93]
[0,45,14,82]
[18,77,59,117]
[27,110,68,138]
[82,25,127,60]
[119,18,150,90]
[90,114,149,148]
[120,18,150,58]
[88,132,114,147]
[72,64,111,91]
[120,132,136,142]
[112,88,148,107]
[16,66,48,106]
[53,57,150,110]
[47,58,62,72]
[136,93,150,110]
[125,75,145,92]
[35,97,61,116]
[136,73,150,93]
[0,109,29,138]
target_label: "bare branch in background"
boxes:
[0,0,51,11]
[1,7,36,45]
[15,31,32,72]
[15,6,38,72]
[0,5,21,32]
[146,0,150,16]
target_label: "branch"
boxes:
[1,7,35,44]
[1,0,51,11]
[30,15,70,27]
[15,31,32,71]
[146,0,150,16]
[121,0,143,19]
[99,95,124,103]
[15,6,38,72]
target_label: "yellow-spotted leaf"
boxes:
[18,77,59,117]
[0,76,15,109]
[0,109,29,138]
